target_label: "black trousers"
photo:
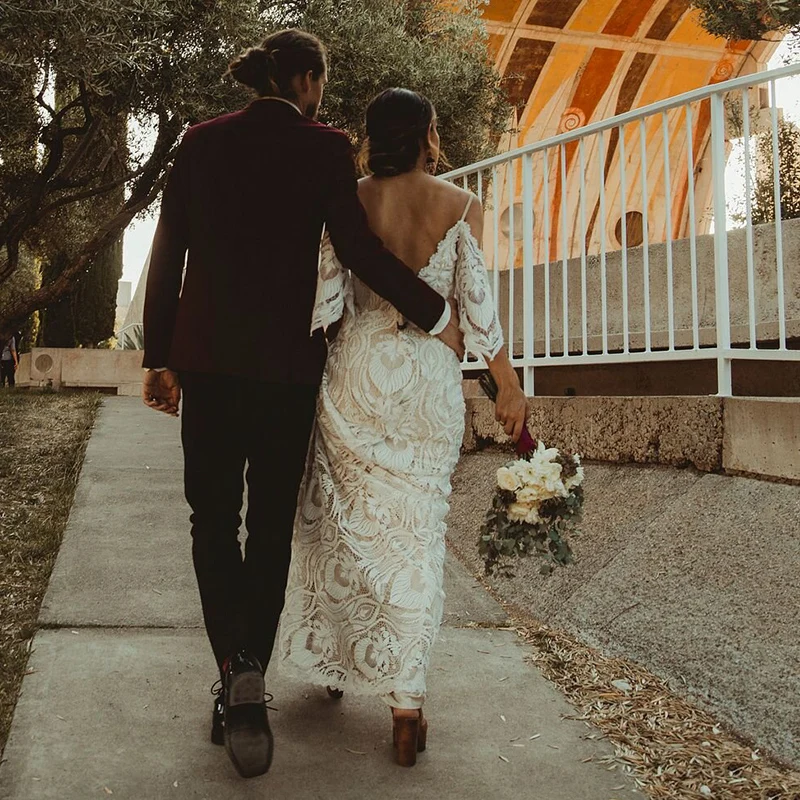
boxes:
[180,372,318,674]
[1,360,15,387]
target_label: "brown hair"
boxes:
[227,29,327,99]
[357,88,449,178]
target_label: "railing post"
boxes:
[522,152,535,396]
[710,92,732,397]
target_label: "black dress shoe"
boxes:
[326,686,344,699]
[223,651,274,778]
[211,681,224,746]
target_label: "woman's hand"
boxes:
[495,381,528,443]
[484,345,528,443]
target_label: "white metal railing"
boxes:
[444,62,800,396]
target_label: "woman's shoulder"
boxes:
[426,177,480,219]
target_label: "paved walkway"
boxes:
[0,397,639,799]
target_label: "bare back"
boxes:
[357,174,475,275]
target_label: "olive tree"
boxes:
[0,0,265,339]
[293,0,508,170]
[690,0,799,41]
[0,0,506,339]
[751,118,800,224]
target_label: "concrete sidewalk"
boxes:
[0,397,640,799]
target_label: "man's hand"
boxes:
[436,300,465,360]
[495,382,528,443]
[142,369,181,417]
[325,319,343,343]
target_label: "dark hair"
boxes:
[358,88,436,178]
[227,29,327,99]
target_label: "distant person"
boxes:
[1,334,18,388]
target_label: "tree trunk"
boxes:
[39,84,128,348]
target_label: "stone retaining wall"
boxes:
[463,392,799,482]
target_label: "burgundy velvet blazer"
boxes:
[142,99,446,385]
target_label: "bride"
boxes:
[278,88,527,766]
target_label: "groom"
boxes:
[142,28,463,778]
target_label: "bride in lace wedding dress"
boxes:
[278,89,527,766]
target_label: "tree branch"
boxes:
[0,108,183,335]
[36,168,144,221]
[0,87,98,251]
[0,240,20,285]
[53,116,102,184]
[126,109,183,209]
[0,173,169,338]
[34,53,55,116]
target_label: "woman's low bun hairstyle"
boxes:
[359,88,435,178]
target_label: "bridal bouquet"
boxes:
[477,374,584,577]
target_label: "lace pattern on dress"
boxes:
[280,206,503,701]
[311,231,354,334]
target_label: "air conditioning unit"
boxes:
[28,348,64,388]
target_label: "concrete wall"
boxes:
[463,391,800,482]
[18,347,800,400]
[14,350,798,481]
[17,349,142,396]
[497,216,800,356]
[723,397,800,481]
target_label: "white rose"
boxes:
[509,460,530,481]
[564,466,585,491]
[526,462,563,497]
[524,506,542,525]
[497,467,522,492]
[507,502,532,522]
[516,486,544,505]
[534,440,560,462]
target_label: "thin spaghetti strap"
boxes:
[459,195,474,222]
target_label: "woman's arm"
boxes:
[462,198,527,442]
[485,346,527,442]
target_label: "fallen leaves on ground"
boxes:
[511,611,800,799]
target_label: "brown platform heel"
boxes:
[417,710,428,752]
[391,708,427,767]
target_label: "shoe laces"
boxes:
[209,680,277,711]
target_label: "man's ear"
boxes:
[300,70,314,93]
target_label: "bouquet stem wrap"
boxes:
[478,373,537,455]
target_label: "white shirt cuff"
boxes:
[428,301,451,336]
[144,367,168,372]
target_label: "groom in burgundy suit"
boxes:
[142,29,463,778]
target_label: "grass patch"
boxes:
[0,390,100,757]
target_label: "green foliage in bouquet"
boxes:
[479,449,584,578]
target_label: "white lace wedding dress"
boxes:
[277,197,503,707]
